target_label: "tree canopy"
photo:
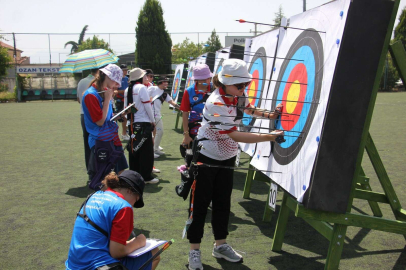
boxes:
[202,29,222,53]
[272,5,284,29]
[171,38,202,64]
[136,0,172,74]
[394,7,406,49]
[64,25,88,54]
[76,35,113,53]
[0,34,12,82]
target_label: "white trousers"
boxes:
[154,114,164,151]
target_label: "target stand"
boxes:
[267,1,406,269]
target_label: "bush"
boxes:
[0,91,16,101]
[0,83,8,93]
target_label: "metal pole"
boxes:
[255,23,257,36]
[13,33,20,102]
[198,32,200,54]
[48,34,51,67]
[303,0,306,12]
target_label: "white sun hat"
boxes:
[218,59,252,85]
[99,64,123,87]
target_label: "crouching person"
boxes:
[66,170,160,270]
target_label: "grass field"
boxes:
[0,92,405,270]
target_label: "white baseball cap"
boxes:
[218,59,252,85]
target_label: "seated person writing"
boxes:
[66,170,160,270]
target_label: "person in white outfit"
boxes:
[148,76,180,156]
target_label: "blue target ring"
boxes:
[171,71,181,100]
[271,29,323,165]
[242,47,266,129]
[275,46,315,148]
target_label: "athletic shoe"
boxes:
[188,249,203,270]
[212,243,243,263]
[159,146,164,151]
[154,153,160,159]
[152,167,161,173]
[154,150,165,155]
[121,134,130,141]
[145,178,159,184]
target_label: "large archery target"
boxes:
[271,29,323,165]
[242,47,266,130]
[172,70,181,100]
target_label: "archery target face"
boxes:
[172,70,181,100]
[215,58,224,75]
[271,29,323,165]
[242,47,266,130]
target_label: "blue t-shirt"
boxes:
[116,76,129,100]
[65,190,132,270]
[82,86,119,148]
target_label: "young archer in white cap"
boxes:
[186,59,283,270]
[82,64,129,187]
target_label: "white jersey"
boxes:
[148,86,172,118]
[197,88,249,161]
[124,84,154,123]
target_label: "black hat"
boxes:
[145,69,154,75]
[119,170,145,208]
[158,76,169,84]
[120,64,128,69]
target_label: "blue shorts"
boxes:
[120,251,152,270]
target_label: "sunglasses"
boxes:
[234,82,250,90]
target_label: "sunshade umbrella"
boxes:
[59,49,119,73]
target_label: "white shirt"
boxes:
[197,88,249,161]
[77,75,94,114]
[148,86,172,118]
[124,84,155,123]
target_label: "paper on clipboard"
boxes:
[127,238,167,258]
[110,103,136,122]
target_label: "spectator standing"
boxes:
[77,69,98,172]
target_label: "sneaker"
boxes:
[154,153,160,159]
[145,178,159,184]
[188,249,203,270]
[121,134,130,141]
[152,167,161,173]
[154,150,165,155]
[212,243,243,263]
[159,146,164,151]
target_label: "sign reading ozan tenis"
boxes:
[17,66,61,74]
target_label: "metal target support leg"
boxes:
[174,109,181,130]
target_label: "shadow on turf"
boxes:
[65,185,93,198]
[186,260,252,270]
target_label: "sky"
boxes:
[1,0,405,64]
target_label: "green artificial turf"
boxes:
[0,93,405,269]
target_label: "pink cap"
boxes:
[191,64,213,80]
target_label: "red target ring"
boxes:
[247,70,259,107]
[281,63,308,130]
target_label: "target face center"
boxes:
[286,80,300,113]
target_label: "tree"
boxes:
[0,34,12,83]
[171,38,202,64]
[136,0,172,74]
[64,25,88,54]
[394,7,406,49]
[202,29,222,53]
[76,35,113,53]
[272,5,284,29]
[379,51,400,91]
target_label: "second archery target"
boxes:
[271,29,323,165]
[242,47,267,130]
